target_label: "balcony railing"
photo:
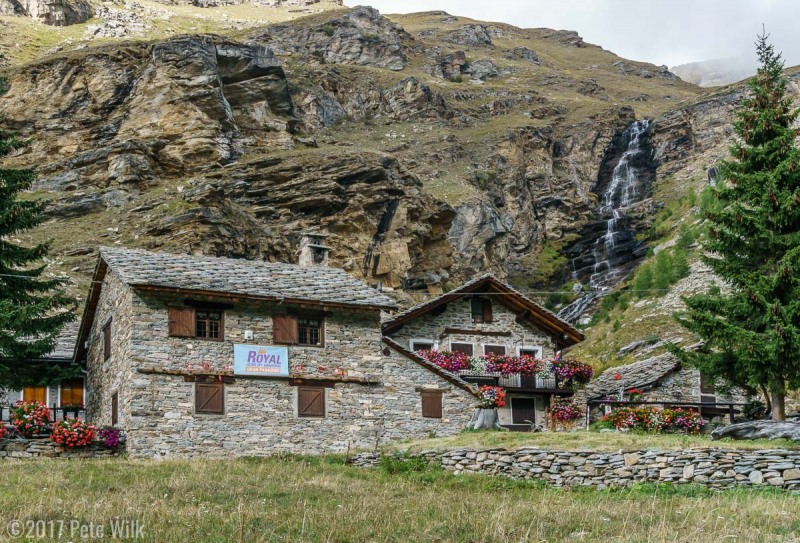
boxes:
[457,369,561,391]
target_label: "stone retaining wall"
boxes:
[350,447,800,491]
[0,438,123,459]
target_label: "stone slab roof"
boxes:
[100,247,397,310]
[584,352,681,399]
[50,322,79,360]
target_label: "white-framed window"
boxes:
[19,386,50,405]
[409,338,437,352]
[483,344,507,356]
[449,342,474,356]
[517,345,544,358]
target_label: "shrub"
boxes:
[476,386,506,408]
[484,354,542,375]
[51,418,97,450]
[417,350,472,372]
[11,401,50,438]
[550,400,581,422]
[551,357,593,386]
[602,406,706,434]
[321,23,336,37]
[97,426,123,448]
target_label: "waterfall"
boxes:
[559,120,652,324]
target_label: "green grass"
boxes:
[0,456,798,542]
[392,429,800,454]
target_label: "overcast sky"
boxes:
[354,0,800,68]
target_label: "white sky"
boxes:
[352,0,800,68]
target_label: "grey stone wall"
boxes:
[381,349,476,441]
[87,282,477,458]
[0,438,122,459]
[351,447,800,491]
[386,298,556,358]
[85,269,134,429]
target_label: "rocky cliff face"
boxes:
[2,7,707,306]
[0,0,92,25]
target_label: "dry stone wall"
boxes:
[350,447,800,491]
[0,438,122,459]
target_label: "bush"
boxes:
[602,406,706,434]
[51,418,97,450]
[550,400,582,422]
[97,426,123,448]
[476,386,506,408]
[11,401,50,438]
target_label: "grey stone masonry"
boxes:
[350,447,800,491]
[84,259,477,458]
[387,297,557,359]
[0,438,123,459]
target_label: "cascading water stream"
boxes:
[558,120,651,323]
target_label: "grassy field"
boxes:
[0,456,798,542]
[391,429,800,454]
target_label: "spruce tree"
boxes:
[0,118,75,389]
[674,33,800,420]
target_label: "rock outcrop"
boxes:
[0,0,92,25]
[711,421,800,441]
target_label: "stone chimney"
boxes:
[299,233,330,266]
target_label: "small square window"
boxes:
[195,382,224,414]
[195,311,222,340]
[298,318,323,346]
[484,345,506,356]
[411,341,435,352]
[298,386,325,417]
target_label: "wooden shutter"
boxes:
[60,379,84,407]
[195,382,224,414]
[111,392,119,425]
[273,315,299,344]
[103,321,112,360]
[450,343,473,356]
[23,386,47,404]
[421,391,443,419]
[297,386,325,417]
[168,307,196,337]
[482,300,493,323]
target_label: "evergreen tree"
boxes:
[0,119,75,389]
[674,33,800,420]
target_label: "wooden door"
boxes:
[23,386,47,403]
[512,397,537,424]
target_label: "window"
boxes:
[421,390,443,419]
[23,386,47,404]
[450,343,474,356]
[111,392,118,426]
[298,318,323,346]
[470,299,492,324]
[410,339,435,352]
[103,320,112,361]
[195,382,224,414]
[195,311,222,340]
[273,315,324,347]
[700,373,716,394]
[169,307,224,340]
[518,346,543,358]
[297,386,325,417]
[484,345,507,356]
[60,379,84,407]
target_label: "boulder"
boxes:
[0,0,92,25]
[711,421,800,441]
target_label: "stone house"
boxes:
[382,274,585,429]
[75,246,478,458]
[1,323,86,414]
[580,352,751,423]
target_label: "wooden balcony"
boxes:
[458,370,573,395]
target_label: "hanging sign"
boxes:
[233,344,289,377]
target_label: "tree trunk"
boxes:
[469,408,502,430]
[770,379,786,421]
[759,384,772,419]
